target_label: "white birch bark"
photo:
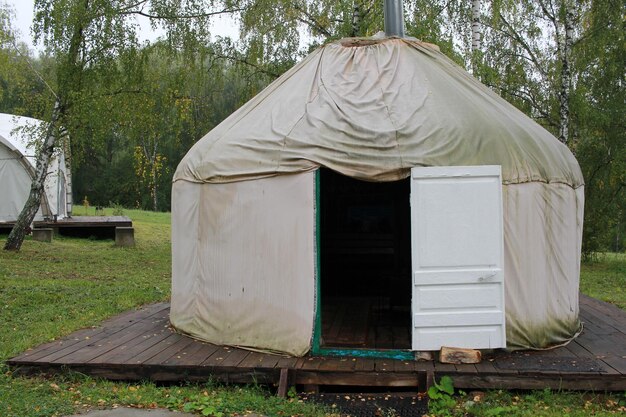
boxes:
[4,100,62,250]
[472,0,481,51]
[558,0,574,144]
[351,1,361,37]
[471,0,481,74]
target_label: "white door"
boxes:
[410,166,506,351]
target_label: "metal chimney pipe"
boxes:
[384,0,405,37]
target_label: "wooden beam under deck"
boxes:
[7,295,626,391]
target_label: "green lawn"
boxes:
[580,252,626,309]
[0,209,625,417]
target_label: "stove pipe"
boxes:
[384,0,405,37]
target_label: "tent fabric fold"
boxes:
[175,38,583,188]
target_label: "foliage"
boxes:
[0,0,623,249]
[424,386,626,416]
[427,375,457,416]
[571,0,626,255]
[460,389,626,417]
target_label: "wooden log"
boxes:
[440,346,482,364]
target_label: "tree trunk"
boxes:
[152,166,158,212]
[471,0,481,74]
[558,1,574,144]
[4,100,62,251]
[351,1,361,37]
[61,126,73,217]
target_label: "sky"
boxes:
[6,0,240,52]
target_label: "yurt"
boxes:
[0,113,72,222]
[171,30,584,356]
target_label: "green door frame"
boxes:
[310,169,414,360]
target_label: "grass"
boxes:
[0,208,331,417]
[427,387,626,417]
[0,208,625,416]
[580,252,626,309]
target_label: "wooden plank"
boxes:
[454,363,478,374]
[34,216,133,228]
[576,333,625,357]
[238,351,273,369]
[323,298,370,347]
[393,359,416,373]
[9,304,168,363]
[562,340,594,358]
[354,357,376,372]
[375,360,395,372]
[216,349,250,368]
[126,333,184,364]
[10,327,107,363]
[415,360,435,373]
[31,305,169,364]
[602,356,626,374]
[88,325,171,364]
[579,297,626,333]
[474,358,501,375]
[162,341,218,366]
[295,370,419,387]
[50,307,170,364]
[142,337,196,365]
[323,300,347,344]
[275,355,299,369]
[87,311,171,364]
[297,356,324,371]
[433,361,456,374]
[200,346,237,367]
[318,357,352,371]
[444,373,626,391]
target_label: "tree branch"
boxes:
[208,50,281,78]
[118,7,243,20]
[496,12,548,78]
[290,3,333,38]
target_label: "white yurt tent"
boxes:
[171,36,584,356]
[0,113,72,222]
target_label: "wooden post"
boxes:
[277,368,290,397]
[115,226,135,247]
[32,228,54,243]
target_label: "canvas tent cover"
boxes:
[171,37,584,355]
[0,113,71,222]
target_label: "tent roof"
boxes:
[0,113,44,168]
[175,36,583,188]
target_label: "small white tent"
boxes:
[0,113,72,222]
[171,37,584,356]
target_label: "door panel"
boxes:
[411,166,506,351]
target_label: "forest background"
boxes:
[0,0,623,256]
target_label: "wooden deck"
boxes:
[0,216,132,239]
[322,297,411,349]
[7,295,626,391]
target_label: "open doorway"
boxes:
[319,168,411,350]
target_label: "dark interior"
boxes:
[319,168,412,350]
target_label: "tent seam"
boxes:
[373,42,404,169]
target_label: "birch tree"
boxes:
[3,0,241,251]
[476,0,585,143]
